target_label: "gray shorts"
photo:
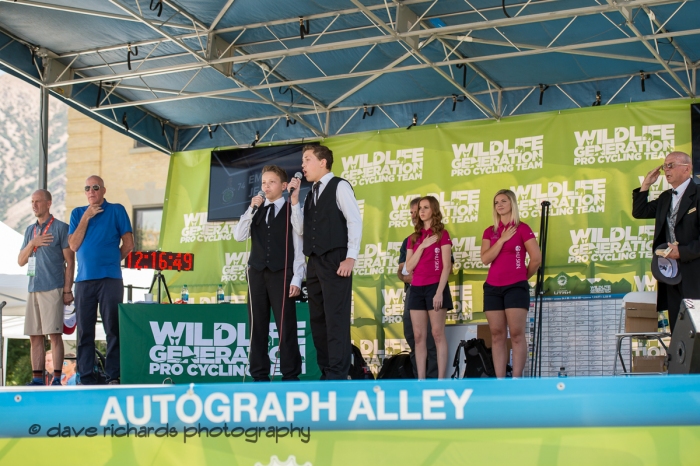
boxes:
[24,288,63,335]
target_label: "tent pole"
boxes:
[39,86,49,190]
[0,301,5,386]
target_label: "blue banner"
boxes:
[2,376,699,440]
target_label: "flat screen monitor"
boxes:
[208,143,315,221]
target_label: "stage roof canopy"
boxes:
[1,0,698,153]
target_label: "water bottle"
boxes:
[557,366,567,378]
[658,311,670,333]
[217,284,225,304]
[181,284,189,304]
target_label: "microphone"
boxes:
[251,191,265,215]
[289,172,303,194]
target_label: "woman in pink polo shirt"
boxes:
[405,196,453,379]
[481,189,541,378]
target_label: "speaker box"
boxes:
[667,300,700,374]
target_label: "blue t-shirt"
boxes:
[69,200,132,282]
[21,216,69,292]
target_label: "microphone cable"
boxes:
[272,192,294,381]
[243,244,252,383]
[272,172,302,381]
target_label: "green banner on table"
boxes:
[158,99,696,374]
[119,304,320,383]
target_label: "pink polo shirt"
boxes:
[483,222,536,286]
[408,229,452,286]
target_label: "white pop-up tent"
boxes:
[0,274,29,317]
[0,220,29,316]
[0,219,156,317]
[0,220,153,384]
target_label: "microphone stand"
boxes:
[529,201,550,378]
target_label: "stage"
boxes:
[0,376,698,465]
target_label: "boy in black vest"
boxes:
[289,145,363,380]
[233,165,304,381]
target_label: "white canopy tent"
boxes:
[0,221,29,318]
[0,220,155,384]
[0,274,29,317]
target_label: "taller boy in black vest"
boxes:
[234,165,305,381]
[289,145,363,380]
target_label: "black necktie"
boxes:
[256,203,274,225]
[672,190,679,196]
[313,182,321,205]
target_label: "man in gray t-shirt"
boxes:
[18,189,75,386]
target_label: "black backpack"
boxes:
[377,351,415,379]
[94,349,109,384]
[349,345,375,380]
[77,349,109,385]
[451,338,496,378]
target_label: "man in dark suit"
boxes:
[633,151,700,331]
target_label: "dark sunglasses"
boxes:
[84,185,102,192]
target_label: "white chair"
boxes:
[613,291,670,375]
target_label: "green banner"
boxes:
[158,99,695,375]
[2,426,699,465]
[119,303,320,383]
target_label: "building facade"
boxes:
[65,108,170,250]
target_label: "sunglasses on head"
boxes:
[84,185,102,192]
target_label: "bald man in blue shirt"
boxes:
[69,175,133,384]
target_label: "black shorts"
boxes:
[407,282,453,311]
[483,280,530,311]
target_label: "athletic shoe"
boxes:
[51,378,62,386]
[26,378,44,386]
[107,379,120,385]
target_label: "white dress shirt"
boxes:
[233,196,306,288]
[671,177,692,210]
[291,172,362,260]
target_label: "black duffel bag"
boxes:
[377,351,414,379]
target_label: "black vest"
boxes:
[248,203,294,272]
[303,177,349,256]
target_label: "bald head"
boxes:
[86,175,105,186]
[33,189,52,201]
[667,151,691,165]
[31,189,52,221]
[663,151,692,189]
[84,175,106,206]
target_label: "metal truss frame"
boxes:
[177,64,696,127]
[0,0,698,152]
[81,27,700,112]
